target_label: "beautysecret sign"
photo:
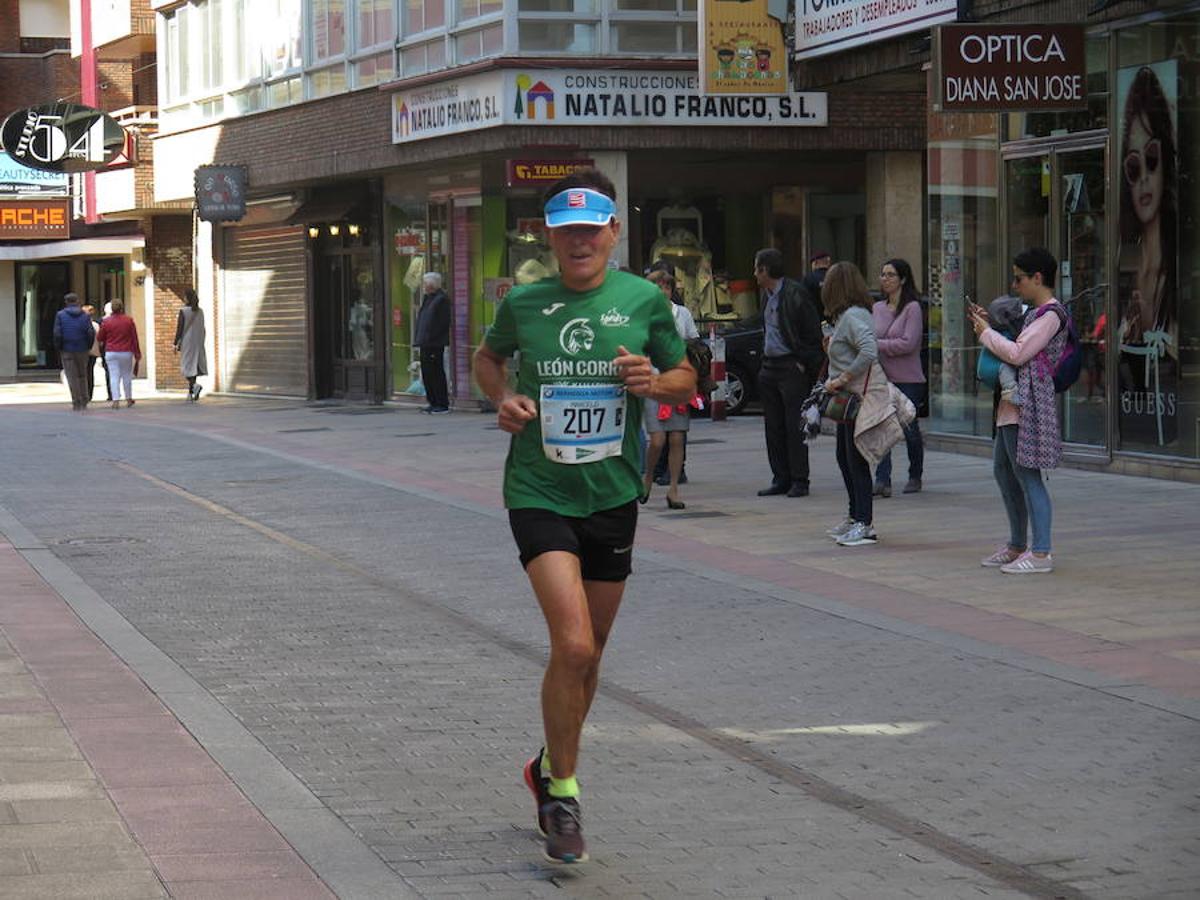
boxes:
[936,25,1088,111]
[392,70,826,144]
[795,0,956,61]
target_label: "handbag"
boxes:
[818,366,871,423]
[818,389,861,423]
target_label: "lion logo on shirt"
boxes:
[559,318,595,356]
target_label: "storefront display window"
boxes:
[926,110,1001,437]
[1115,16,1198,459]
[16,262,69,370]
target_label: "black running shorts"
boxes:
[508,501,638,582]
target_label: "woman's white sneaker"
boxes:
[836,522,878,546]
[826,517,856,540]
[1000,551,1053,574]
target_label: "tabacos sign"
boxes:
[393,70,827,143]
[937,25,1088,111]
[1,104,130,173]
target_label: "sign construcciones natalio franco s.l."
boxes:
[1,104,129,173]
[795,0,957,61]
[392,70,827,143]
[936,25,1088,111]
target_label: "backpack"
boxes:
[1035,304,1083,393]
[685,337,716,394]
[976,346,1005,390]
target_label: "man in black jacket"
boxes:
[753,248,825,497]
[414,272,451,413]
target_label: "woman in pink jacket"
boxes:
[968,247,1068,575]
[871,258,925,496]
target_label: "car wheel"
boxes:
[724,366,749,415]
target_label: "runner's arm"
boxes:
[615,346,696,405]
[474,344,537,434]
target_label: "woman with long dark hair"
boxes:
[872,258,925,496]
[1118,64,1178,446]
[174,288,208,401]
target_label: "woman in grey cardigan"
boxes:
[174,288,208,401]
[821,263,880,547]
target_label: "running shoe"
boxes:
[836,522,878,546]
[542,797,588,864]
[523,749,552,837]
[826,517,855,539]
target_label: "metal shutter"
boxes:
[221,225,308,396]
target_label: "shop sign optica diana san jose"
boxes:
[795,0,957,61]
[392,70,827,144]
[936,24,1088,111]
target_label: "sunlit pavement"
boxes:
[0,389,1197,898]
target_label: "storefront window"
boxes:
[16,262,69,369]
[1003,36,1109,140]
[518,21,596,52]
[1115,15,1199,459]
[926,110,1001,437]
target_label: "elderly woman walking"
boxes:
[174,288,208,401]
[95,299,141,409]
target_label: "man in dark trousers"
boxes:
[754,248,825,497]
[53,292,96,411]
[414,272,451,413]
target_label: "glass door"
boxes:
[1004,142,1109,454]
[1058,147,1107,447]
[16,262,70,369]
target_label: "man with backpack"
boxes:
[968,247,1074,575]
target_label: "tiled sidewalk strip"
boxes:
[0,541,335,900]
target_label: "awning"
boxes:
[0,236,144,260]
[285,196,364,225]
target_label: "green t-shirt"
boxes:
[484,270,686,517]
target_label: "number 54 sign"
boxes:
[1,104,130,173]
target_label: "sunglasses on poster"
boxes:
[1124,139,1162,184]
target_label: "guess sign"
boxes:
[937,25,1088,112]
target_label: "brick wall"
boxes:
[146,215,194,391]
[0,51,80,110]
[99,59,136,111]
[0,0,19,52]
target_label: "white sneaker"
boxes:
[1000,551,1053,574]
[826,517,855,539]
[837,522,878,546]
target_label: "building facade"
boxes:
[150,0,923,404]
[795,0,1199,481]
[1,0,192,388]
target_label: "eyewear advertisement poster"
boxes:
[393,70,826,143]
[698,0,788,94]
[1116,59,1179,449]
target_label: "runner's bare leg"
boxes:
[527,552,626,779]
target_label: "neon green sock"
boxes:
[548,775,579,799]
[540,750,552,779]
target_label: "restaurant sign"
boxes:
[393,70,826,143]
[0,199,71,239]
[795,0,957,61]
[506,158,595,187]
[937,25,1088,111]
[194,165,247,222]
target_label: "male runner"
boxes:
[474,169,696,863]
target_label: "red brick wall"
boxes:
[0,0,20,52]
[0,51,80,111]
[146,215,194,391]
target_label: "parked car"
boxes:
[704,315,764,415]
